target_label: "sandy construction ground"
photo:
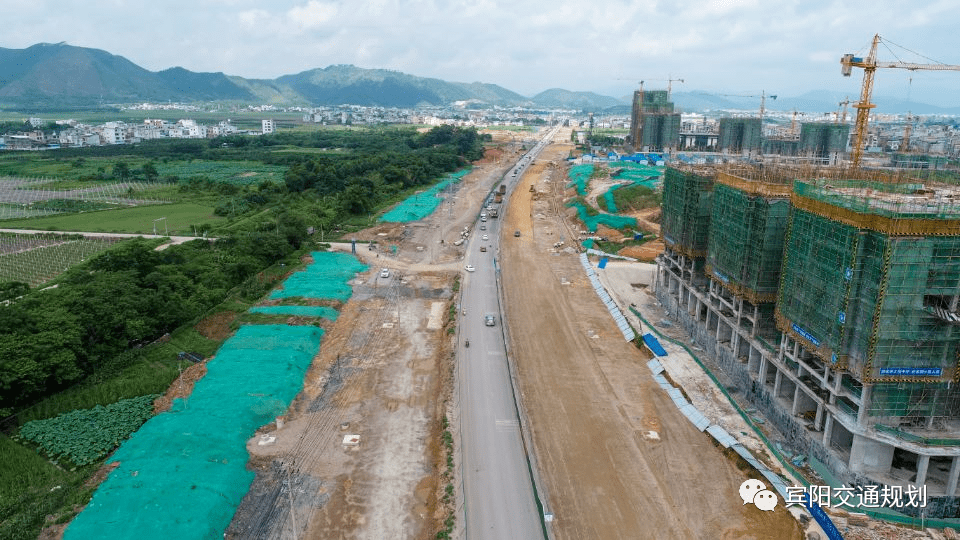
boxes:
[499,129,801,539]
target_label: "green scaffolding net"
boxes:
[778,200,960,395]
[567,201,636,232]
[270,251,368,301]
[707,183,790,303]
[661,167,715,257]
[567,164,594,196]
[249,305,339,319]
[63,324,325,540]
[380,168,472,222]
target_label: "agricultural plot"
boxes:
[0,233,124,286]
[0,202,223,235]
[156,161,286,185]
[0,177,169,220]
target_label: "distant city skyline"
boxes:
[3,1,960,107]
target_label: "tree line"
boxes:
[0,125,488,413]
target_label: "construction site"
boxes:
[656,163,960,520]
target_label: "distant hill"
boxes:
[0,43,621,110]
[2,43,953,114]
[529,89,623,111]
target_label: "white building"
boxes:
[262,119,275,134]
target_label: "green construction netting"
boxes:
[250,305,339,319]
[778,207,960,388]
[707,183,790,299]
[611,162,663,189]
[602,184,622,213]
[380,168,472,222]
[63,324,325,540]
[567,164,593,195]
[567,201,636,232]
[661,167,714,255]
[270,251,368,301]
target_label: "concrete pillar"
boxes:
[815,403,824,431]
[792,385,801,416]
[849,433,895,474]
[916,455,931,486]
[758,356,768,385]
[858,385,872,427]
[774,369,783,397]
[822,413,834,447]
[947,456,960,497]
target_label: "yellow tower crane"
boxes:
[836,97,850,124]
[841,34,960,168]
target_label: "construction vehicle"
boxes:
[489,208,499,218]
[494,193,503,204]
[499,184,506,195]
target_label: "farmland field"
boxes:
[0,202,223,234]
[155,161,286,185]
[0,234,124,286]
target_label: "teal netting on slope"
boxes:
[567,201,637,232]
[567,164,594,195]
[380,168,472,222]
[63,324,324,540]
[250,305,339,319]
[602,184,623,213]
[270,251,368,300]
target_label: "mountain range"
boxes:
[0,43,955,115]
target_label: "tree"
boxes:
[141,162,159,182]
[113,162,131,180]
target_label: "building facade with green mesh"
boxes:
[706,175,790,304]
[630,90,681,151]
[661,167,714,257]
[657,171,960,509]
[776,178,960,420]
[718,118,762,154]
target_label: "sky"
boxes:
[3,0,960,107]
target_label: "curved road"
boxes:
[458,126,560,539]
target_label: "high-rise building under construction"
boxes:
[657,165,960,518]
[630,90,681,152]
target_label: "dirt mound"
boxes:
[152,360,208,413]
[618,241,664,262]
[194,311,236,341]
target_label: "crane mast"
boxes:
[841,34,960,169]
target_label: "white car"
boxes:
[379,268,390,278]
[482,234,489,241]
[465,265,476,272]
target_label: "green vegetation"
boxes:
[611,184,662,212]
[0,124,488,539]
[0,434,97,540]
[0,202,224,234]
[18,394,159,466]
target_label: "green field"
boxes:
[0,202,224,234]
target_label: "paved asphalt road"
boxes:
[458,126,559,539]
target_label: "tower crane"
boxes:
[901,113,916,153]
[841,34,960,168]
[836,97,850,124]
[719,91,777,123]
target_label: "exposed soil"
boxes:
[500,128,801,539]
[152,359,208,413]
[225,138,529,539]
[194,311,237,340]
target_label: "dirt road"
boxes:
[226,139,532,540]
[500,130,801,539]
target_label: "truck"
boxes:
[494,193,503,204]
[489,208,499,218]
[499,184,506,195]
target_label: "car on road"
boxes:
[514,230,521,237]
[480,246,487,252]
[480,225,486,230]
[465,265,476,272]
[484,314,496,326]
[482,234,489,241]
[379,268,390,278]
